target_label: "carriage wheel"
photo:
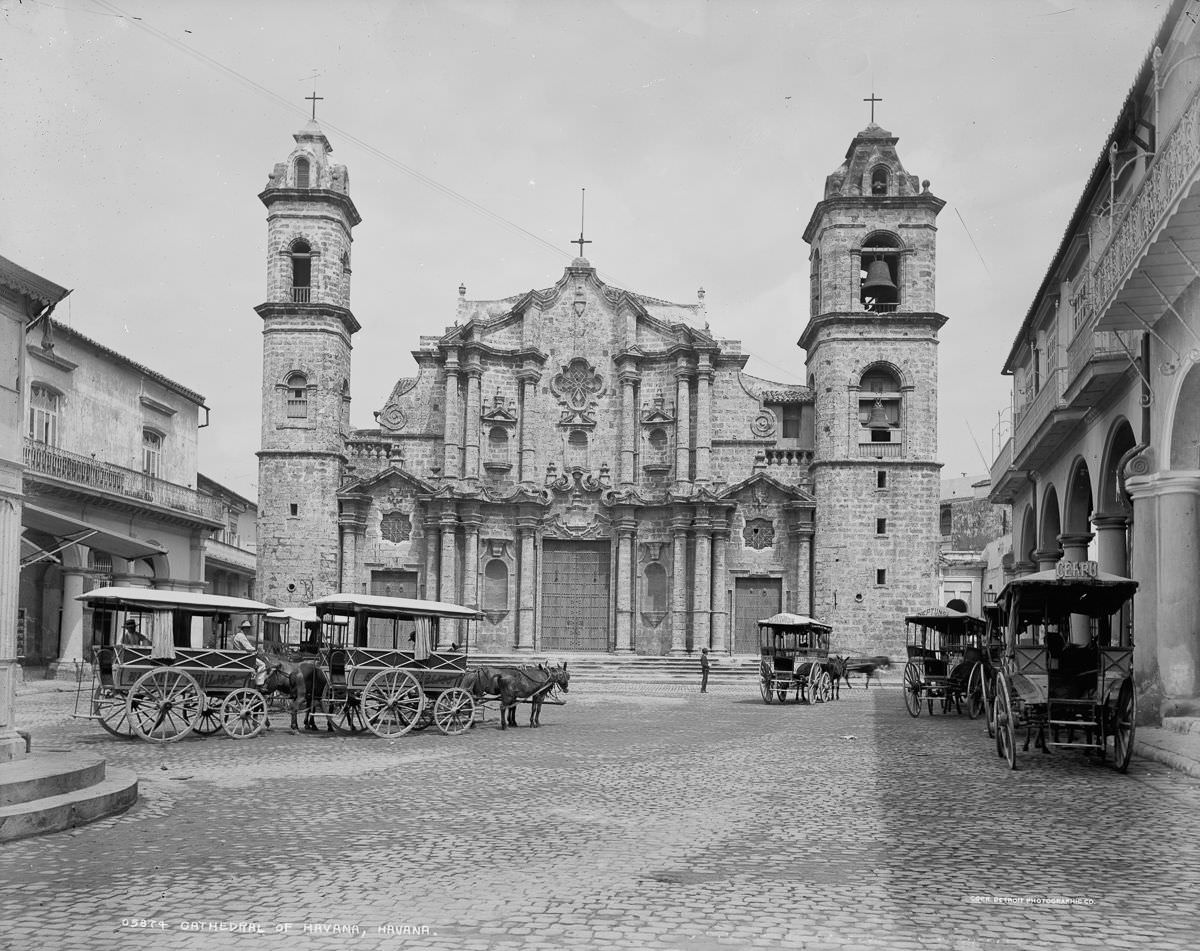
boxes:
[321,683,367,734]
[433,688,476,736]
[966,663,985,720]
[94,687,137,739]
[777,689,789,704]
[759,663,774,704]
[994,672,1017,770]
[903,663,922,717]
[813,670,833,703]
[126,668,203,742]
[193,697,224,736]
[1112,678,1136,774]
[220,688,268,739]
[982,669,996,739]
[361,669,425,738]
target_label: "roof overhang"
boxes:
[22,503,168,561]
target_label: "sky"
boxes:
[1,0,1165,501]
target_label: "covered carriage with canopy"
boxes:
[757,612,834,704]
[902,606,987,718]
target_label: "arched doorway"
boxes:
[1038,484,1062,569]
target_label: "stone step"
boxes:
[0,754,139,844]
[1161,716,1200,736]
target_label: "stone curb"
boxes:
[1134,727,1200,779]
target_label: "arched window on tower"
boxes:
[286,372,309,419]
[870,165,889,196]
[290,240,312,303]
[858,365,902,448]
[295,157,310,189]
[860,232,900,313]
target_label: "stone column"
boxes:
[1033,548,1062,572]
[1058,531,1095,645]
[442,353,462,480]
[692,509,712,652]
[1011,560,1037,578]
[710,515,730,653]
[786,501,815,618]
[461,509,481,611]
[1093,513,1130,643]
[615,515,636,653]
[674,360,692,486]
[517,370,539,482]
[695,356,713,484]
[0,458,23,761]
[516,516,538,651]
[1125,476,1160,698]
[48,568,88,680]
[464,359,482,482]
[618,365,640,486]
[423,516,440,601]
[670,513,690,655]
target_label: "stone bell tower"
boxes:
[255,118,361,608]
[800,119,947,658]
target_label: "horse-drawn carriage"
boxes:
[757,613,834,704]
[74,586,279,741]
[306,593,486,737]
[902,606,987,718]
[990,561,1138,771]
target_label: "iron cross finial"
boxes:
[572,187,591,258]
[306,89,324,121]
[864,92,882,123]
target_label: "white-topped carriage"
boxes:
[902,606,987,719]
[757,613,835,704]
[75,586,279,741]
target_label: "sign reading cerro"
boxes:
[1056,560,1099,580]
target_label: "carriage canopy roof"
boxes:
[756,612,832,631]
[904,606,985,629]
[311,593,483,620]
[78,586,277,614]
[998,570,1139,619]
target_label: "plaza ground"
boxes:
[2,677,1197,951]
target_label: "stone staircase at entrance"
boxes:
[0,753,138,843]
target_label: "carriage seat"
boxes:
[906,646,947,678]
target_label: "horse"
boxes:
[825,655,850,699]
[842,655,891,689]
[259,652,330,733]
[474,663,569,729]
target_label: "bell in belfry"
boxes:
[862,258,897,302]
[866,397,892,429]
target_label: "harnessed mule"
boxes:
[475,663,569,729]
[260,652,330,733]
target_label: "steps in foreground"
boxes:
[0,753,138,843]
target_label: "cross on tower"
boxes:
[863,92,883,123]
[572,187,591,257]
[306,90,324,121]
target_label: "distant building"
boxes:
[938,477,1010,615]
[989,0,1199,720]
[255,117,949,659]
[198,474,257,600]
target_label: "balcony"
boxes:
[24,438,226,524]
[291,286,311,303]
[1084,85,1200,333]
[987,436,1026,504]
[765,447,813,468]
[856,441,903,459]
[205,536,257,573]
[1010,367,1085,470]
[1064,327,1142,409]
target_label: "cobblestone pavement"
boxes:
[3,678,1198,951]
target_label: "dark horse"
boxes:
[473,663,570,730]
[825,655,850,699]
[260,652,330,733]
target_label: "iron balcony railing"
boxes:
[1066,328,1142,390]
[291,286,311,303]
[1012,366,1067,452]
[23,438,227,523]
[989,436,1013,489]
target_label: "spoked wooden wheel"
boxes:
[433,688,476,736]
[126,667,203,742]
[759,662,774,704]
[193,697,224,736]
[966,663,985,720]
[994,672,1017,770]
[903,663,922,717]
[812,670,833,703]
[982,668,996,739]
[94,687,137,739]
[321,683,367,734]
[361,669,425,737]
[1112,678,1136,773]
[220,688,268,739]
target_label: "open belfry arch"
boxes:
[256,109,944,658]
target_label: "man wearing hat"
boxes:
[232,620,255,652]
[120,619,149,647]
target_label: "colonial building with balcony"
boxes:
[989,0,1200,720]
[257,116,946,660]
[18,317,230,676]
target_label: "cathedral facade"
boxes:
[255,119,945,657]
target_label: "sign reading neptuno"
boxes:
[1056,560,1099,580]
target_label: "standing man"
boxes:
[700,648,710,694]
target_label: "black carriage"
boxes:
[990,562,1138,771]
[757,613,834,704]
[307,593,484,737]
[75,587,278,741]
[902,607,987,718]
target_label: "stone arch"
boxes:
[849,360,911,390]
[1038,482,1062,556]
[869,164,891,196]
[287,149,321,188]
[1017,504,1037,565]
[1099,417,1137,516]
[1169,361,1200,469]
[1063,457,1094,535]
[857,229,906,252]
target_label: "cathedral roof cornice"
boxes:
[797,310,947,351]
[258,186,362,227]
[803,194,945,244]
[255,301,361,336]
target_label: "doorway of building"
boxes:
[371,570,419,599]
[541,540,611,651]
[733,577,782,654]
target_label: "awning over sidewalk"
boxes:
[22,503,168,562]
